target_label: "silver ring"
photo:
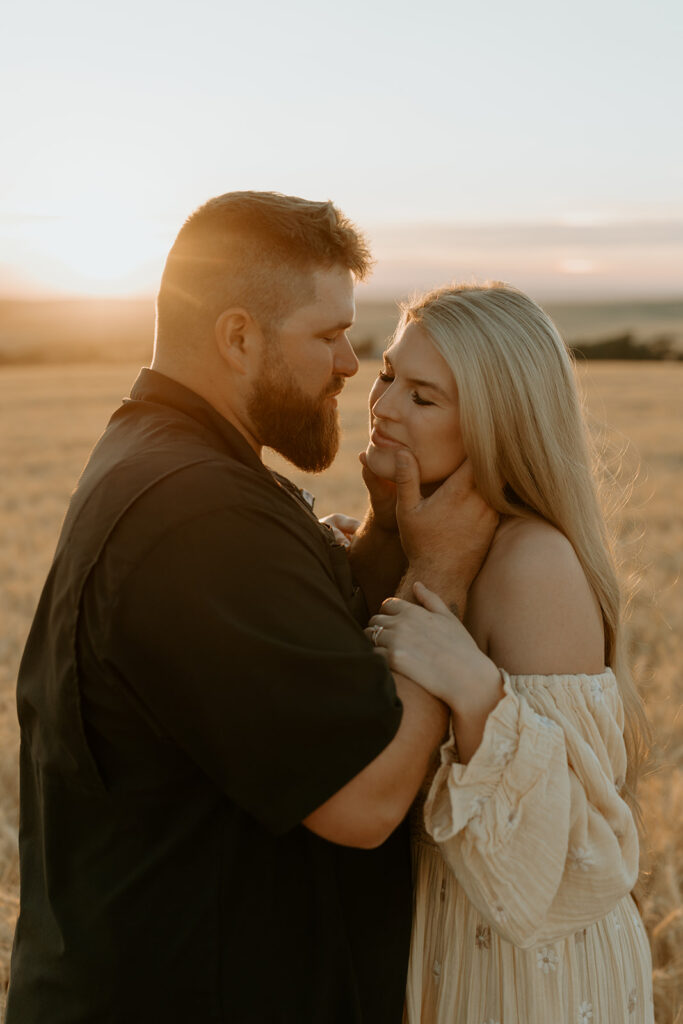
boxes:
[370,624,384,646]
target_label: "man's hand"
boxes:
[359,451,399,533]
[394,450,498,616]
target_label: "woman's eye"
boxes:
[378,371,394,383]
[412,391,434,406]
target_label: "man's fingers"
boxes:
[437,456,476,497]
[394,449,422,512]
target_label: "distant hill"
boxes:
[348,297,683,361]
[1,296,682,365]
[0,298,155,365]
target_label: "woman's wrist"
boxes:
[449,657,504,720]
[449,660,505,764]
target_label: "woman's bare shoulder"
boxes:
[467,515,605,676]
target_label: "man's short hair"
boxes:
[156,191,372,346]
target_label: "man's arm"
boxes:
[303,671,447,848]
[345,453,406,615]
[347,511,406,616]
[303,452,499,847]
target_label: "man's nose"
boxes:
[334,333,360,378]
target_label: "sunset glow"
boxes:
[16,210,169,296]
[2,0,682,300]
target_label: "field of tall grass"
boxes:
[0,359,681,1021]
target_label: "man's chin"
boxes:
[275,423,340,473]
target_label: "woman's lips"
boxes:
[370,426,405,449]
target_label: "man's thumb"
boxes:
[394,449,421,510]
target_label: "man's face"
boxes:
[247,265,358,472]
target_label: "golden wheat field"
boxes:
[0,360,681,1021]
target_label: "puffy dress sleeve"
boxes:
[423,669,639,949]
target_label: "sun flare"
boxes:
[16,206,170,296]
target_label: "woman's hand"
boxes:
[365,582,502,719]
[319,513,361,549]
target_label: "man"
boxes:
[6,192,497,1023]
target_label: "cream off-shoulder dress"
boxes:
[404,668,654,1024]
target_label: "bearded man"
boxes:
[6,192,495,1023]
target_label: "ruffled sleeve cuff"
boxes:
[424,670,567,845]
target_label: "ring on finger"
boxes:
[369,624,384,646]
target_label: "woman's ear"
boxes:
[214,308,264,375]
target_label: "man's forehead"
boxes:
[300,267,355,324]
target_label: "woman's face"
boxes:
[365,322,465,484]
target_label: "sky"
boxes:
[2,0,682,300]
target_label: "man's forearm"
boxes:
[302,671,448,848]
[348,511,407,616]
[398,563,467,621]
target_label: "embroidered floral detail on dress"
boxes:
[493,903,507,924]
[536,947,559,973]
[493,737,516,763]
[469,794,487,818]
[627,988,637,1013]
[568,846,593,871]
[534,713,555,729]
[475,925,491,950]
[578,1002,593,1022]
[432,959,441,981]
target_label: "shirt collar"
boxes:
[129,367,266,475]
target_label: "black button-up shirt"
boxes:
[7,369,411,1023]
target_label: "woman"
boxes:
[361,283,653,1023]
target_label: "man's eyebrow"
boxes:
[321,319,354,332]
[382,355,451,401]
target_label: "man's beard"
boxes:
[247,352,343,473]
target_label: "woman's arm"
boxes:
[367,519,639,944]
[366,584,504,763]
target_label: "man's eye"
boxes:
[378,371,393,382]
[411,391,434,406]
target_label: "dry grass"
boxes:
[0,361,681,1021]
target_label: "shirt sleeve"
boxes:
[423,670,639,948]
[102,490,403,835]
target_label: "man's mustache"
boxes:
[323,377,345,398]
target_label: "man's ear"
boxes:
[215,308,263,374]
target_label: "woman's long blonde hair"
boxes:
[400,281,648,804]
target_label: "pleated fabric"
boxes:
[405,670,654,1024]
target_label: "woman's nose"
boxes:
[371,381,400,421]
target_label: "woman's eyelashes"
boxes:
[377,370,434,407]
[411,391,434,406]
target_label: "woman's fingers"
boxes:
[412,581,454,617]
[378,597,413,616]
